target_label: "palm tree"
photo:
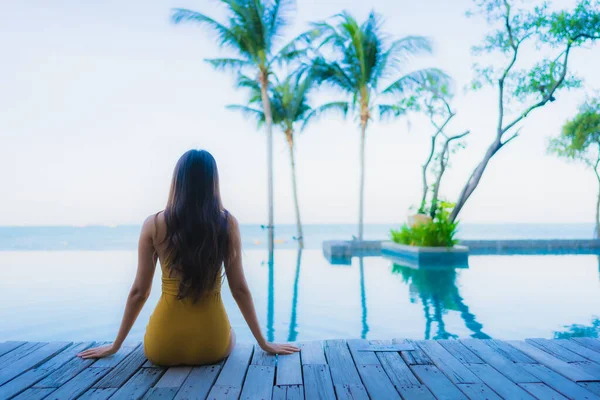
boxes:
[311,11,446,240]
[172,0,306,253]
[227,70,347,248]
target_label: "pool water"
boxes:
[0,250,598,343]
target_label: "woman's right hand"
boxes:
[260,341,300,355]
[77,343,120,360]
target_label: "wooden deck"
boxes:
[1,338,600,399]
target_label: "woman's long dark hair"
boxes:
[163,149,229,301]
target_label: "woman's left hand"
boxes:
[77,344,120,360]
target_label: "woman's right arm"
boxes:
[225,215,299,355]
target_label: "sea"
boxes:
[0,223,596,251]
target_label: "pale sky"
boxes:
[1,0,599,226]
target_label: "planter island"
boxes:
[381,241,469,269]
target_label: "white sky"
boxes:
[1,0,598,226]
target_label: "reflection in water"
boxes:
[267,250,275,342]
[359,257,369,339]
[392,264,490,339]
[288,250,302,342]
[554,318,600,339]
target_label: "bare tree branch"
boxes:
[502,45,572,134]
[501,127,522,147]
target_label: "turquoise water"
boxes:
[0,224,598,342]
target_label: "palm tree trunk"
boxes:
[286,131,304,248]
[259,72,275,253]
[358,121,367,241]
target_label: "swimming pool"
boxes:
[0,249,598,343]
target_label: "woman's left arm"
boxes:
[78,216,157,359]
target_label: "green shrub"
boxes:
[391,201,459,247]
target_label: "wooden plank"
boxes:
[0,342,47,369]
[35,355,96,388]
[276,350,302,386]
[174,364,221,400]
[239,365,275,400]
[154,367,192,388]
[91,343,138,368]
[273,385,286,400]
[376,350,421,387]
[251,345,276,366]
[284,385,303,400]
[580,382,600,397]
[486,339,536,363]
[79,387,118,399]
[417,340,480,384]
[0,341,71,386]
[356,364,401,399]
[0,342,92,398]
[0,341,26,358]
[574,338,600,353]
[527,338,588,362]
[394,385,436,400]
[521,363,600,400]
[376,350,435,399]
[399,339,433,366]
[460,339,539,383]
[143,360,158,368]
[303,364,336,400]
[347,339,380,366]
[324,340,364,387]
[299,341,326,365]
[508,340,600,382]
[359,344,414,352]
[519,382,569,400]
[467,363,535,400]
[272,385,303,400]
[573,361,600,376]
[111,367,163,399]
[438,340,484,364]
[43,367,112,400]
[93,344,147,388]
[207,343,253,399]
[12,387,56,400]
[335,384,369,400]
[555,339,600,364]
[143,387,178,399]
[456,383,502,400]
[410,365,468,400]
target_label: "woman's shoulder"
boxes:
[224,210,239,229]
[141,211,166,240]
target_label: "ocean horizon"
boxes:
[0,222,595,251]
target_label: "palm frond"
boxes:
[311,57,356,93]
[205,58,251,72]
[235,73,261,90]
[226,104,266,126]
[171,8,240,48]
[269,29,316,67]
[389,36,434,58]
[378,104,408,120]
[372,35,434,85]
[383,68,451,95]
[265,0,295,45]
[301,101,349,131]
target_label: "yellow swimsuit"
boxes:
[144,263,231,366]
